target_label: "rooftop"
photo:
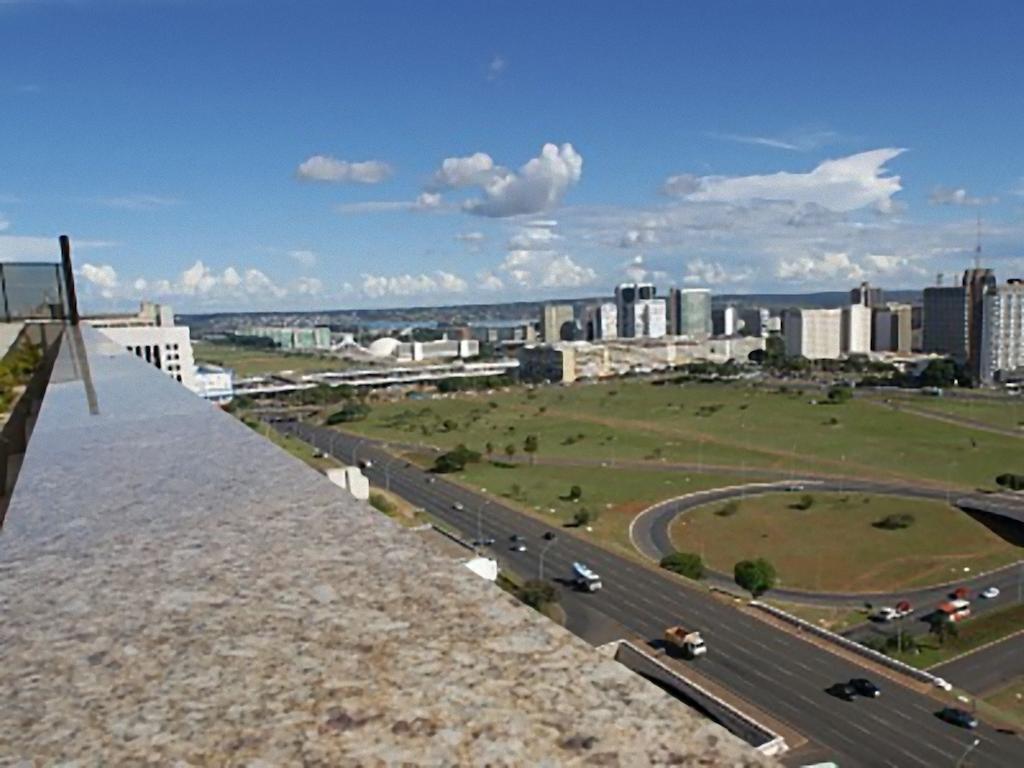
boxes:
[0,324,766,765]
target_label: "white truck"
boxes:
[572,562,602,592]
[664,625,707,658]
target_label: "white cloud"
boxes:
[361,270,469,299]
[775,251,866,282]
[929,186,997,207]
[619,228,657,248]
[624,254,648,283]
[288,249,317,267]
[683,259,749,286]
[0,235,116,262]
[336,192,444,214]
[0,214,8,232]
[459,143,583,218]
[97,194,181,211]
[293,277,324,295]
[664,148,905,212]
[151,260,288,300]
[708,130,840,153]
[500,251,596,289]
[296,155,392,184]
[487,55,507,81]
[455,231,485,243]
[508,224,562,250]
[432,152,497,189]
[478,271,504,290]
[80,263,119,298]
[415,192,442,210]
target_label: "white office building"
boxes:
[583,302,618,340]
[980,281,1024,384]
[842,303,873,354]
[88,302,197,391]
[193,364,234,405]
[630,299,667,339]
[783,308,842,360]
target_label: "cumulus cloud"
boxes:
[500,251,596,289]
[929,186,997,207]
[361,270,468,299]
[287,249,317,268]
[478,271,504,290]
[336,192,443,214]
[624,254,649,283]
[664,148,905,212]
[293,276,324,295]
[619,228,657,248]
[683,259,749,286]
[296,155,392,184]
[80,263,119,298]
[775,252,866,282]
[0,214,8,232]
[455,231,485,243]
[432,143,582,218]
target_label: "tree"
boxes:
[523,434,539,464]
[504,443,516,459]
[928,612,958,645]
[715,500,740,517]
[441,419,458,432]
[325,402,370,424]
[660,552,705,580]
[794,494,815,511]
[734,558,777,597]
[485,441,495,456]
[996,473,1024,491]
[873,513,915,530]
[568,484,582,501]
[826,385,853,404]
[432,444,481,474]
[572,507,595,527]
[918,359,959,388]
[519,580,558,610]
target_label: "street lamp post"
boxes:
[539,536,558,581]
[955,737,980,768]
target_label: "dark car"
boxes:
[826,683,856,701]
[850,678,880,698]
[543,531,556,541]
[510,534,524,542]
[938,708,978,729]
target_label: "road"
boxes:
[932,633,1024,695]
[277,419,1024,768]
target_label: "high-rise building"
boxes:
[583,302,618,340]
[964,267,997,380]
[980,280,1024,384]
[615,283,661,338]
[872,303,913,353]
[541,303,575,342]
[737,307,770,338]
[670,288,712,338]
[849,282,884,308]
[782,308,842,360]
[923,285,968,360]
[711,306,737,336]
[841,303,873,354]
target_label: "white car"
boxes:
[452,502,464,511]
[872,607,898,622]
[511,544,527,553]
[981,587,1000,599]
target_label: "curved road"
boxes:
[273,420,1024,768]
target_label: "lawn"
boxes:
[886,604,1024,670]
[668,492,1022,593]
[342,379,1024,489]
[194,341,347,377]
[426,457,762,560]
[764,600,868,633]
[982,675,1024,728]
[869,393,1024,433]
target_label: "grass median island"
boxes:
[668,492,1022,593]
[343,379,1024,488]
[983,675,1024,728]
[886,604,1024,670]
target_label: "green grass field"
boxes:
[411,454,761,559]
[868,393,1024,432]
[886,604,1024,670]
[343,379,1024,488]
[982,675,1024,728]
[668,492,1022,592]
[194,341,345,376]
[243,417,341,473]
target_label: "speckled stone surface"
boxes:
[0,327,771,766]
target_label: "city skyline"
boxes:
[2,0,1023,311]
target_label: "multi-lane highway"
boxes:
[277,419,1024,767]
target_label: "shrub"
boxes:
[826,386,853,404]
[793,494,815,511]
[519,580,558,610]
[572,507,596,527]
[369,492,397,516]
[873,513,915,530]
[325,402,370,424]
[996,473,1024,491]
[734,558,777,596]
[659,552,705,580]
[567,484,582,501]
[715,500,740,517]
[432,444,481,474]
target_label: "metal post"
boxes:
[59,235,80,325]
[955,738,980,768]
[539,537,558,581]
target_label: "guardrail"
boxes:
[750,601,952,691]
[612,640,788,757]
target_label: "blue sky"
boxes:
[2,0,1023,311]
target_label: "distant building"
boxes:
[923,285,968,360]
[193,364,234,405]
[615,283,663,338]
[849,282,884,309]
[872,304,913,353]
[367,337,479,362]
[980,280,1024,384]
[783,308,842,360]
[671,288,712,338]
[737,307,770,338]
[517,344,576,384]
[241,325,332,350]
[711,306,737,337]
[842,303,872,354]
[469,320,536,346]
[583,302,618,340]
[541,303,574,342]
[89,302,197,391]
[964,267,997,380]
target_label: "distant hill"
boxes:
[712,290,922,310]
